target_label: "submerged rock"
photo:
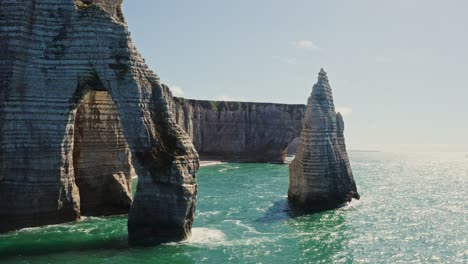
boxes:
[0,0,198,245]
[288,69,359,210]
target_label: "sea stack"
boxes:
[288,68,359,210]
[0,0,198,245]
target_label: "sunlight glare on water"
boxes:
[0,152,466,263]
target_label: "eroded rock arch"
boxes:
[281,137,300,162]
[0,0,198,246]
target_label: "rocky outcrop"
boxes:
[0,0,198,245]
[288,69,359,210]
[170,98,306,163]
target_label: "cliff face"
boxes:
[0,0,198,245]
[170,98,306,163]
[289,69,359,210]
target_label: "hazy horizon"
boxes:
[122,1,468,152]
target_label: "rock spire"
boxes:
[288,69,359,210]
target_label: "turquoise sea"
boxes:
[0,152,467,263]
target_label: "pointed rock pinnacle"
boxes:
[318,68,328,81]
[288,69,359,211]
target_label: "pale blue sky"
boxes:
[122,0,468,152]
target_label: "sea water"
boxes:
[0,152,466,263]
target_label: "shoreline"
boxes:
[200,160,224,167]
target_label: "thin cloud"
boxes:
[369,123,378,129]
[292,40,319,50]
[375,55,392,63]
[272,55,297,65]
[170,85,184,97]
[336,106,353,117]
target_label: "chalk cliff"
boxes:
[288,69,359,210]
[0,0,198,245]
[170,98,306,163]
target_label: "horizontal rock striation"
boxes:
[289,69,359,211]
[0,0,198,245]
[170,98,306,163]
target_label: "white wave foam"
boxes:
[218,165,241,173]
[15,226,44,233]
[224,236,276,247]
[186,228,226,245]
[15,222,72,233]
[224,220,261,234]
[196,211,221,217]
[73,227,96,234]
[80,216,106,221]
[163,227,277,248]
[339,198,362,211]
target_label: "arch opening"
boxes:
[281,137,300,163]
[72,90,136,216]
